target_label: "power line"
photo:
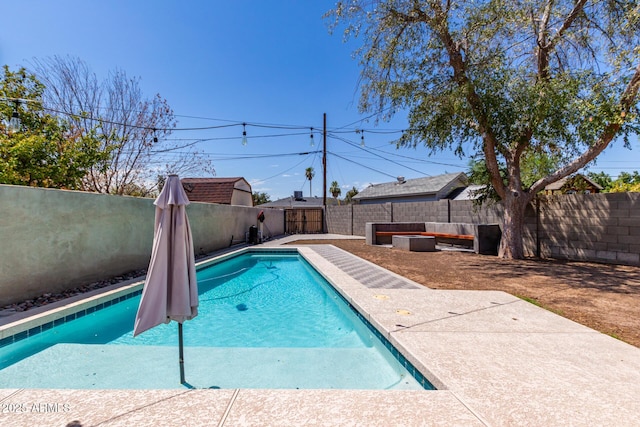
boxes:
[328,151,399,180]
[328,133,432,176]
[151,151,320,161]
[1,96,412,135]
[253,153,315,186]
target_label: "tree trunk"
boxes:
[498,193,530,259]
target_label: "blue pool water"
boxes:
[0,251,431,390]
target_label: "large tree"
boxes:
[328,0,640,258]
[0,66,107,189]
[30,56,213,196]
[252,191,271,205]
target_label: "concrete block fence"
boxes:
[536,192,640,265]
[326,193,640,266]
[0,184,284,306]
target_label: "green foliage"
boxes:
[466,158,505,203]
[609,171,640,192]
[587,171,614,192]
[587,170,640,192]
[468,147,561,200]
[252,192,271,205]
[0,66,108,189]
[305,167,315,181]
[329,180,342,199]
[344,186,359,204]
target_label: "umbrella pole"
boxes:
[179,322,186,384]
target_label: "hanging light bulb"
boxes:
[8,102,21,133]
[242,123,248,146]
[360,130,365,147]
[309,127,315,147]
[152,128,158,143]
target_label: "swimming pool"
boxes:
[0,249,434,390]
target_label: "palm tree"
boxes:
[305,167,315,197]
[344,186,359,204]
[329,180,341,205]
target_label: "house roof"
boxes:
[353,172,467,201]
[181,177,251,204]
[259,195,338,208]
[544,174,603,191]
[449,184,486,200]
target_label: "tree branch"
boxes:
[530,63,640,193]
[537,0,588,79]
[546,0,589,51]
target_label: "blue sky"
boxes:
[1,1,638,200]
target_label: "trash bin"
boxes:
[249,225,259,244]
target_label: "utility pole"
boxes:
[323,113,327,207]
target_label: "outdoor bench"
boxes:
[374,231,475,241]
[366,222,501,255]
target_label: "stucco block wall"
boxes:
[0,184,284,306]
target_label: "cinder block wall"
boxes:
[326,193,640,266]
[0,184,284,306]
[537,193,640,265]
[325,205,353,235]
[449,200,503,224]
[393,200,448,222]
[352,203,393,236]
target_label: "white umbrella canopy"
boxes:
[133,174,198,384]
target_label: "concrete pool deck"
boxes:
[1,234,639,426]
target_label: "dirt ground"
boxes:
[289,239,640,348]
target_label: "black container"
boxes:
[249,225,259,244]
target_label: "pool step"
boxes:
[0,344,424,390]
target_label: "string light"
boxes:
[360,130,365,147]
[242,123,248,146]
[8,101,21,133]
[309,127,315,147]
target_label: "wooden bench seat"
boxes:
[375,231,474,241]
[375,231,423,236]
[418,232,474,241]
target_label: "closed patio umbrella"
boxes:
[133,174,198,385]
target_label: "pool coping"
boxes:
[1,235,640,426]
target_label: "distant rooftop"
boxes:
[353,172,467,201]
[544,174,603,191]
[259,195,338,208]
[181,177,252,205]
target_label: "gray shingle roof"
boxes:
[353,173,467,200]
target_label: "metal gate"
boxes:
[285,208,323,234]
